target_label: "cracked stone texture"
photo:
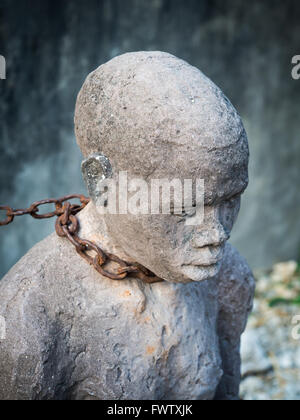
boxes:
[75,51,249,285]
[1,1,300,282]
[0,204,254,400]
[75,51,249,190]
[0,52,255,400]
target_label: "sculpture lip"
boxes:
[182,244,225,267]
[181,260,221,268]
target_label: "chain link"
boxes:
[0,195,163,284]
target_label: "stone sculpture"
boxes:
[0,52,255,400]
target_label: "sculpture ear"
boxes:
[81,153,113,202]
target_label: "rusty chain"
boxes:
[0,195,163,284]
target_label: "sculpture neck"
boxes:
[77,201,134,263]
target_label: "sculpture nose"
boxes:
[192,223,229,248]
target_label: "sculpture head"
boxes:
[75,52,249,284]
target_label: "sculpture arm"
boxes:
[0,235,75,400]
[214,243,255,400]
[0,270,52,399]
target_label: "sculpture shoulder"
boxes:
[0,232,87,297]
[219,243,254,280]
[0,228,112,331]
[0,233,54,298]
[217,243,255,314]
[0,232,94,399]
[214,244,255,400]
[0,231,94,335]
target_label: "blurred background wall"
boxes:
[0,0,300,278]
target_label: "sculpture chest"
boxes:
[66,277,223,400]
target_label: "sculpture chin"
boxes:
[181,261,222,282]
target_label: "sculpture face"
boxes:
[75,51,249,283]
[93,141,247,283]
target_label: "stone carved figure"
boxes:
[0,52,255,400]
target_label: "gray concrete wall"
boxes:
[0,0,300,277]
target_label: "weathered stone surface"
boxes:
[0,204,254,400]
[75,51,249,188]
[1,1,300,279]
[0,52,255,400]
[76,51,249,284]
